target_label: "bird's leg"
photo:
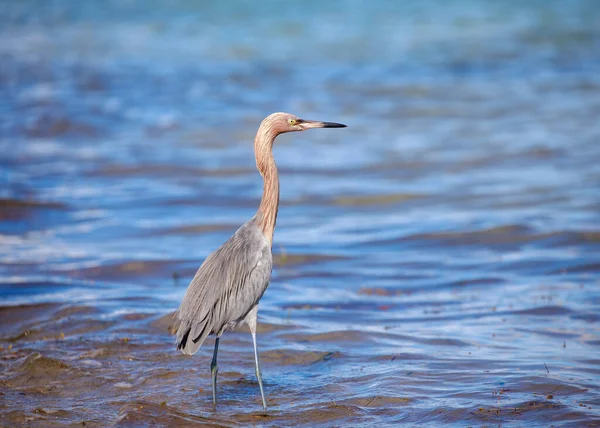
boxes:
[211,337,220,407]
[244,305,267,410]
[251,331,267,411]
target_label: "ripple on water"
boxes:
[1,0,600,426]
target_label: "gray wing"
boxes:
[175,218,272,355]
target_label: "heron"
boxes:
[174,112,346,410]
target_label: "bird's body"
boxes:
[175,216,272,355]
[174,112,345,410]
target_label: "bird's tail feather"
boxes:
[176,316,211,355]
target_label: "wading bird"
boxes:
[174,112,346,410]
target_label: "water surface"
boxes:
[1,1,600,426]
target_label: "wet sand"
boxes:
[0,305,591,426]
[2,255,600,426]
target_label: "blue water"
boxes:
[1,1,600,426]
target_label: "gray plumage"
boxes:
[172,112,346,411]
[175,217,272,355]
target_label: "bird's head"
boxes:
[263,112,346,135]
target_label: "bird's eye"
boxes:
[288,119,297,125]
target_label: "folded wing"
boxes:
[174,219,272,355]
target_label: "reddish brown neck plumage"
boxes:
[254,121,280,246]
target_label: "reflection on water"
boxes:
[1,0,600,426]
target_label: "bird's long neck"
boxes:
[254,124,280,246]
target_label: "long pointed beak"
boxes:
[301,120,347,129]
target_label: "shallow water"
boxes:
[1,0,600,426]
